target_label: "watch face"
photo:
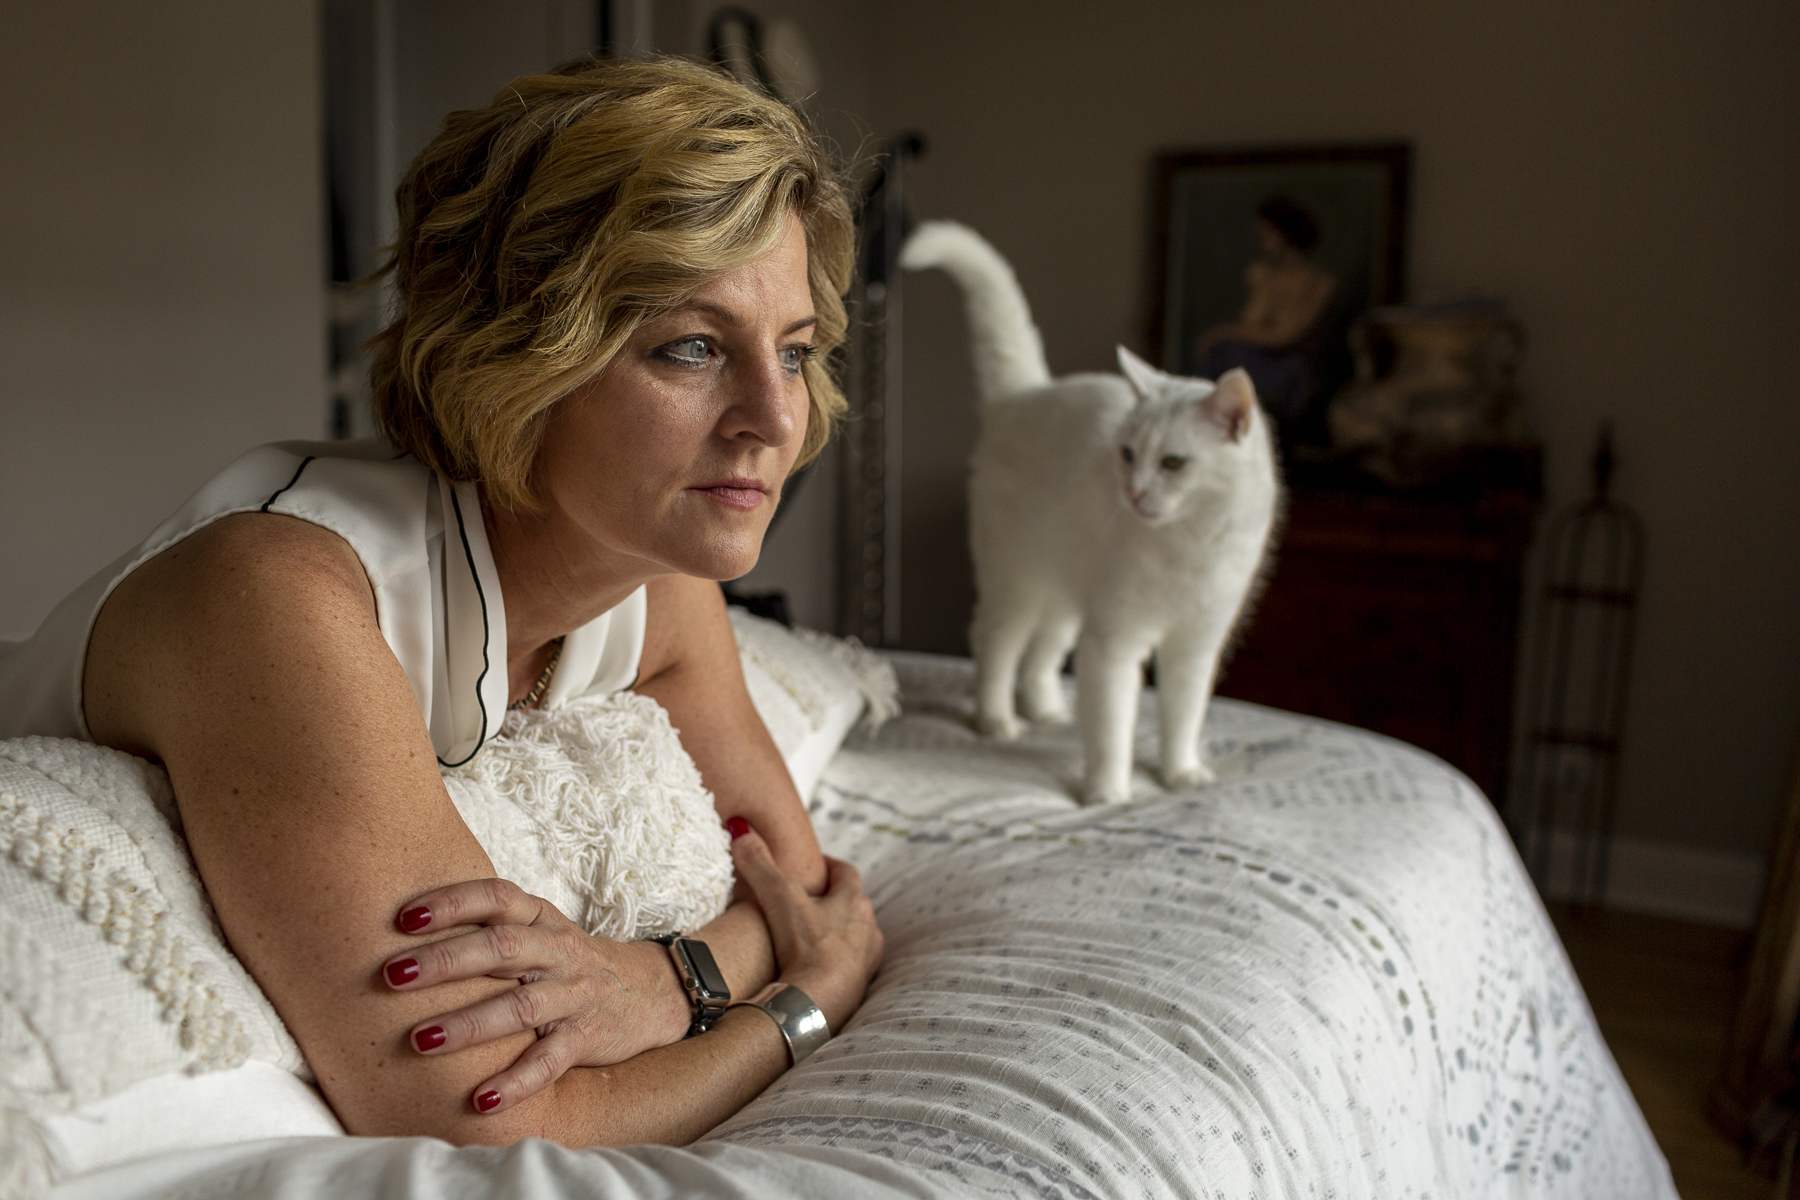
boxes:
[676,939,731,1002]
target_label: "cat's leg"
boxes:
[971,596,1035,740]
[1076,631,1147,804]
[1019,613,1079,724]
[1157,624,1229,789]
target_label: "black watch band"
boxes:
[649,932,731,1037]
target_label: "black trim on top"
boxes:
[260,456,316,512]
[437,483,492,769]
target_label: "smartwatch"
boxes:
[649,933,730,1037]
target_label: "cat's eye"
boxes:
[1160,455,1188,471]
[1120,447,1136,464]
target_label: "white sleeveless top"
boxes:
[0,440,646,767]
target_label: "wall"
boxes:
[865,0,1800,865]
[0,1,327,640]
[698,0,878,632]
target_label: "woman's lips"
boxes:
[693,478,766,511]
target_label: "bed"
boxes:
[3,619,1675,1199]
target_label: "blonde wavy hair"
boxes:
[368,55,854,511]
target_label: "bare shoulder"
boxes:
[128,511,369,613]
[635,573,733,686]
[101,511,373,648]
[85,512,375,755]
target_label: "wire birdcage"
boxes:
[1512,422,1646,905]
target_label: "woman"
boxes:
[1193,194,1340,428]
[0,56,882,1146]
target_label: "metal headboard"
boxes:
[837,133,925,646]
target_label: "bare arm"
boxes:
[635,574,827,895]
[358,574,830,1109]
[82,515,872,1144]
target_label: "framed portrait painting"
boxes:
[1149,143,1410,449]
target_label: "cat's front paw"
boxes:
[1080,775,1132,806]
[1022,700,1073,726]
[976,711,1026,740]
[1164,763,1216,790]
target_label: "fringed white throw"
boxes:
[442,692,733,942]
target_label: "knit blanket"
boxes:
[0,737,305,1193]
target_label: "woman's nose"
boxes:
[720,355,802,447]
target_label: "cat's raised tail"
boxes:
[900,221,1052,400]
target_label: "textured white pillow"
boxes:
[0,739,311,1195]
[441,691,735,941]
[4,692,737,1194]
[726,610,898,801]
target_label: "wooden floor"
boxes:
[1550,903,1771,1199]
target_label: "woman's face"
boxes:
[1255,218,1292,258]
[534,211,815,583]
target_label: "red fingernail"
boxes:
[398,906,432,933]
[413,1025,446,1052]
[726,817,750,840]
[475,1090,502,1113]
[385,958,420,987]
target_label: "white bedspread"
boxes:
[51,653,1674,1199]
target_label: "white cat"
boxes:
[900,221,1281,804]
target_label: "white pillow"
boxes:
[442,691,735,942]
[0,738,315,1195]
[40,1061,341,1179]
[726,610,897,801]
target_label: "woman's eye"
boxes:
[1160,455,1187,471]
[779,344,818,373]
[1120,446,1136,464]
[659,336,714,365]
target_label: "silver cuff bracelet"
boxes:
[740,982,830,1066]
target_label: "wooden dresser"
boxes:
[1217,484,1538,803]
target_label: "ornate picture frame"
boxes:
[1148,143,1411,449]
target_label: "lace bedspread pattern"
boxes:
[702,653,1676,1200]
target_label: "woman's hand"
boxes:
[381,879,691,1112]
[727,819,884,1032]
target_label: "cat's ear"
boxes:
[1115,345,1163,403]
[1201,368,1258,443]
